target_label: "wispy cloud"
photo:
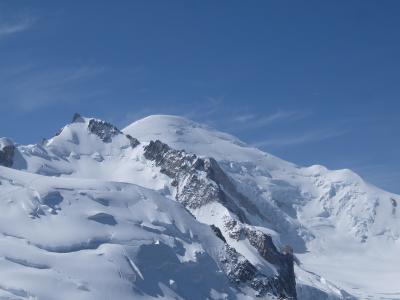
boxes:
[231,110,310,131]
[183,96,224,121]
[232,114,255,123]
[0,64,106,111]
[253,129,347,148]
[0,15,35,38]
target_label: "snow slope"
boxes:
[1,116,294,299]
[124,115,400,300]
[0,165,257,300]
[0,114,398,299]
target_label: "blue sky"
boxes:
[0,1,399,193]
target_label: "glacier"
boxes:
[0,114,398,299]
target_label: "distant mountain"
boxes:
[0,113,398,299]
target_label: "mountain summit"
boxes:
[0,114,398,300]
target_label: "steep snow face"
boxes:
[124,115,400,299]
[0,166,262,300]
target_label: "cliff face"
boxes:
[0,138,15,167]
[144,139,297,299]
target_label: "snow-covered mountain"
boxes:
[0,114,398,300]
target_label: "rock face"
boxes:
[144,140,261,222]
[86,117,139,148]
[223,217,297,298]
[0,138,15,167]
[88,119,122,143]
[72,113,85,123]
[144,139,297,299]
[125,134,140,148]
[210,224,227,243]
[244,228,296,297]
[221,244,285,298]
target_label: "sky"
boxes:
[0,1,399,193]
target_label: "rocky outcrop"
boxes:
[86,116,139,148]
[143,140,264,222]
[0,138,15,167]
[210,224,227,243]
[144,140,224,208]
[224,217,297,298]
[88,119,122,143]
[144,139,297,299]
[72,113,85,123]
[125,134,140,149]
[221,244,285,298]
[245,228,296,298]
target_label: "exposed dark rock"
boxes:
[88,119,121,143]
[244,228,296,299]
[391,198,397,216]
[126,134,140,148]
[0,138,15,167]
[210,225,226,243]
[223,217,297,298]
[144,140,219,208]
[221,244,284,298]
[143,139,297,299]
[223,218,243,241]
[143,140,263,222]
[72,113,85,123]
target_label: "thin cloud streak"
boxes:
[0,16,35,37]
[232,110,310,131]
[253,129,348,148]
[0,64,106,111]
[233,114,255,123]
[183,96,224,121]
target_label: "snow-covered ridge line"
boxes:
[0,114,300,299]
[1,113,398,299]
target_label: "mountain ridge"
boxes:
[0,113,398,299]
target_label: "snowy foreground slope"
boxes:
[0,166,263,300]
[0,114,399,299]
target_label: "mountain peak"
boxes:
[133,114,195,125]
[72,112,85,123]
[0,137,15,167]
[0,137,14,148]
[2,113,399,299]
[123,114,293,171]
